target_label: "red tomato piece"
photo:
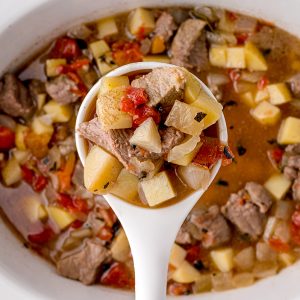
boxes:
[120,98,136,115]
[257,75,270,90]
[168,283,191,296]
[32,175,48,192]
[236,33,249,45]
[133,105,161,127]
[269,147,284,164]
[228,69,241,82]
[269,238,290,252]
[227,11,238,21]
[98,226,113,241]
[0,126,15,150]
[57,193,89,214]
[112,40,143,66]
[21,166,34,185]
[57,58,90,74]
[28,226,55,245]
[49,37,81,60]
[100,262,133,288]
[186,245,202,263]
[124,86,149,106]
[136,27,146,40]
[71,220,84,229]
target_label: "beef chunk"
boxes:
[249,26,274,50]
[222,183,273,239]
[234,15,257,33]
[131,67,185,107]
[153,12,177,43]
[189,205,231,248]
[171,19,207,71]
[46,74,80,104]
[287,73,300,98]
[0,74,35,118]
[57,239,109,285]
[160,126,185,154]
[175,227,192,245]
[244,182,273,213]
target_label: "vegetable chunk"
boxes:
[277,117,300,144]
[99,76,130,95]
[1,158,22,186]
[245,42,268,71]
[111,229,130,262]
[97,17,118,39]
[170,244,187,268]
[128,8,155,36]
[171,261,202,283]
[210,248,234,272]
[267,83,292,105]
[43,100,72,123]
[264,173,291,200]
[48,207,76,230]
[250,101,281,125]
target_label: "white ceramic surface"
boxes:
[75,61,228,300]
[1,0,300,300]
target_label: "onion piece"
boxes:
[256,242,277,262]
[207,73,230,86]
[193,6,217,22]
[263,216,278,241]
[273,221,291,243]
[0,114,16,131]
[233,81,256,94]
[253,261,278,279]
[177,164,210,190]
[206,31,237,45]
[234,247,255,271]
[233,272,254,288]
[240,71,265,83]
[211,272,234,291]
[275,201,293,221]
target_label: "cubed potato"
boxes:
[191,90,223,129]
[239,91,256,108]
[31,116,54,136]
[23,196,48,222]
[89,40,110,59]
[38,205,48,222]
[277,117,300,144]
[84,145,123,194]
[171,142,202,166]
[140,171,176,207]
[37,93,47,110]
[143,55,170,63]
[184,71,202,104]
[209,45,227,68]
[267,83,292,105]
[1,157,22,186]
[43,100,72,123]
[46,59,67,77]
[96,87,132,130]
[99,76,130,95]
[48,206,76,230]
[278,253,296,267]
[167,135,200,164]
[234,247,255,271]
[255,88,269,103]
[96,52,117,75]
[15,124,29,150]
[97,17,118,39]
[129,118,161,153]
[128,8,155,36]
[177,164,210,190]
[210,248,234,272]
[250,101,281,125]
[171,261,202,283]
[245,42,268,71]
[233,272,255,288]
[264,173,291,200]
[11,149,30,164]
[110,169,139,202]
[165,100,205,136]
[226,47,246,69]
[170,244,187,268]
[111,229,130,262]
[193,274,212,293]
[151,36,166,54]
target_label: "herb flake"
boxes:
[237,145,247,156]
[103,182,110,189]
[194,112,207,122]
[223,100,237,108]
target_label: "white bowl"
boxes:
[0,0,300,299]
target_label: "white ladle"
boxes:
[75,62,228,300]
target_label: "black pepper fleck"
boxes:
[237,145,247,156]
[223,100,237,108]
[103,182,110,189]
[193,260,205,270]
[216,179,229,186]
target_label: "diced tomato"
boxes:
[49,37,81,60]
[168,283,191,296]
[57,58,90,74]
[133,105,161,127]
[124,86,149,106]
[257,75,270,90]
[269,238,290,252]
[186,245,202,263]
[120,98,136,115]
[100,262,134,288]
[112,40,143,66]
[0,126,15,151]
[136,26,146,40]
[226,11,238,22]
[99,208,117,227]
[71,220,84,229]
[228,69,241,82]
[28,226,55,245]
[98,225,113,241]
[268,147,284,165]
[236,33,249,45]
[32,175,48,192]
[21,166,34,184]
[57,193,89,214]
[56,152,76,193]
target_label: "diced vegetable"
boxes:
[192,274,212,293]
[191,91,223,129]
[277,117,300,144]
[171,143,202,166]
[1,157,22,186]
[96,87,132,130]
[278,252,296,267]
[177,164,210,190]
[110,169,139,202]
[128,8,155,36]
[43,100,72,123]
[234,247,255,271]
[89,40,110,60]
[263,217,278,241]
[168,136,200,164]
[226,47,246,69]
[0,126,15,150]
[56,152,76,192]
[151,36,166,54]
[46,59,67,77]
[255,88,269,103]
[264,173,291,200]
[210,248,234,272]
[171,261,202,283]
[11,149,30,164]
[253,261,278,279]
[143,55,170,63]
[244,42,268,71]
[96,52,117,75]
[129,118,161,153]
[209,45,227,68]
[97,17,118,39]
[15,124,29,150]
[31,116,54,136]
[165,100,205,136]
[256,242,277,262]
[140,171,176,206]
[233,272,255,288]
[99,76,130,95]
[184,71,202,104]
[239,91,256,108]
[267,83,292,105]
[250,101,281,125]
[47,206,76,230]
[84,145,123,194]
[273,221,291,244]
[211,272,234,291]
[23,196,48,222]
[170,244,187,268]
[275,201,293,221]
[111,229,130,262]
[37,94,46,110]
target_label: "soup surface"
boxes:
[1,5,300,295]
